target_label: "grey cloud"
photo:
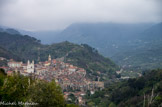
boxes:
[0,0,16,7]
[0,0,17,19]
[0,0,161,31]
[0,0,9,6]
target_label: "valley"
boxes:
[0,0,161,106]
[0,22,161,106]
[26,22,162,71]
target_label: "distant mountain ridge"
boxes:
[0,26,21,35]
[0,31,118,80]
[31,22,161,71]
[51,23,153,57]
[15,23,153,57]
[1,22,162,71]
[112,22,162,70]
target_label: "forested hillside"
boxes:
[2,22,162,71]
[0,31,118,80]
[86,69,162,107]
[27,22,162,71]
[0,46,20,60]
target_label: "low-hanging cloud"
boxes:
[0,0,161,31]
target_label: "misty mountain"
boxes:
[30,22,162,70]
[0,28,3,32]
[1,22,162,71]
[0,31,118,80]
[0,26,21,35]
[112,22,162,70]
[141,22,162,41]
[5,28,21,35]
[30,23,153,57]
[29,31,61,44]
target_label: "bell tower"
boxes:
[48,54,51,61]
[27,60,34,73]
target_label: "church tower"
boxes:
[27,60,34,73]
[48,54,51,61]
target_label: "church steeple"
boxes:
[32,60,34,64]
[48,54,51,61]
[27,60,30,65]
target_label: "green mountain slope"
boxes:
[86,69,162,106]
[0,32,42,61]
[0,31,118,80]
[0,46,20,60]
[3,23,162,71]
[0,46,20,66]
[45,42,118,80]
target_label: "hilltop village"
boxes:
[0,55,104,105]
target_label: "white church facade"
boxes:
[27,60,34,73]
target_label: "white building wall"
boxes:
[27,60,34,73]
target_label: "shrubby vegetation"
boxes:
[85,69,162,107]
[0,69,77,106]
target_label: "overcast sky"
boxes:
[0,0,161,31]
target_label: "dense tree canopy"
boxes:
[0,69,68,106]
[85,69,162,107]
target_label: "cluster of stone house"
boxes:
[0,55,104,105]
